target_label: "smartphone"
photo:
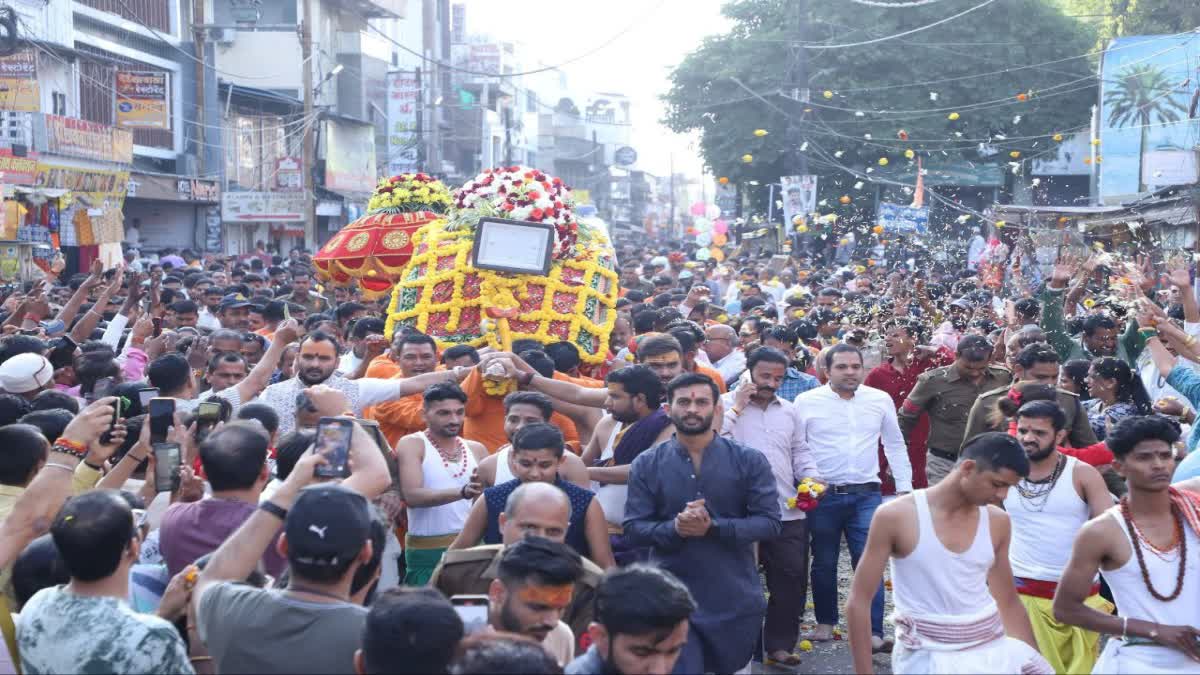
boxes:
[450,595,490,635]
[283,302,291,322]
[313,417,354,478]
[196,401,221,443]
[89,376,117,405]
[152,317,162,338]
[137,387,159,409]
[153,442,182,492]
[148,397,176,445]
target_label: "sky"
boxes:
[461,0,731,179]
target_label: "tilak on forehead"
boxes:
[517,584,574,609]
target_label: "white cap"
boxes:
[0,353,54,394]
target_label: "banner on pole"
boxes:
[781,175,817,235]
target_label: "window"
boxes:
[77,0,172,33]
[52,92,67,116]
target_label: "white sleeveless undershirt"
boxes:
[1101,506,1200,630]
[891,490,997,618]
[407,433,477,537]
[494,445,516,485]
[591,419,627,525]
[1004,455,1090,581]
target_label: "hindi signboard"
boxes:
[876,202,929,234]
[115,71,170,130]
[0,51,38,112]
[386,70,419,175]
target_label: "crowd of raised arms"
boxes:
[0,234,1197,675]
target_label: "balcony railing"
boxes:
[76,0,172,33]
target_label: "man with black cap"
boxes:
[192,422,390,674]
[217,293,253,331]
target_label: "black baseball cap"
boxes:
[285,484,371,567]
[218,293,252,312]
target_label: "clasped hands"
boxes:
[674,498,712,538]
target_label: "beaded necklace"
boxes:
[1015,454,1066,512]
[1119,497,1187,602]
[424,430,468,479]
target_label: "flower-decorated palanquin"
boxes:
[313,173,452,299]
[384,166,619,367]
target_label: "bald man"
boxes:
[431,482,603,654]
[704,324,746,383]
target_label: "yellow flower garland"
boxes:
[385,220,619,364]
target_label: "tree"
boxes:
[1103,63,1187,191]
[664,0,1097,217]
[1057,1,1200,45]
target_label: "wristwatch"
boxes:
[259,501,288,520]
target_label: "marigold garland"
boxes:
[384,219,619,365]
[367,173,453,214]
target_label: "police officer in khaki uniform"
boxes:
[960,341,1098,450]
[430,482,603,653]
[899,335,1012,485]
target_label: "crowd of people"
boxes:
[0,234,1197,674]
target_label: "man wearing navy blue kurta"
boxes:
[624,372,782,674]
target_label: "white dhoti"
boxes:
[891,606,1054,675]
[1092,638,1200,674]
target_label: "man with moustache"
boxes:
[624,372,781,674]
[1001,400,1111,674]
[720,347,821,666]
[483,536,585,666]
[256,331,470,435]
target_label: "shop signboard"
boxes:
[115,71,170,130]
[43,115,134,164]
[0,149,39,184]
[0,51,39,112]
[275,157,303,191]
[222,191,307,222]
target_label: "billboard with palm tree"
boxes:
[1099,35,1200,200]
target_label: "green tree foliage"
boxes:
[1057,1,1200,45]
[664,0,1097,210]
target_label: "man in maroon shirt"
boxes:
[863,319,952,495]
[159,422,286,577]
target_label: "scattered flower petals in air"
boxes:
[753,129,768,137]
[800,141,809,151]
[864,133,872,139]
[1053,133,1064,141]
[853,181,864,190]
[929,92,939,101]
[878,157,889,166]
[995,220,1006,228]
[741,154,753,163]
[948,112,960,120]
[833,150,845,158]
[1091,138,1101,146]
[823,90,833,99]
[897,130,909,140]
[1009,151,1021,158]
[1016,92,1028,101]
[904,149,915,159]
[957,214,972,223]
[840,195,852,204]
[1031,178,1041,186]
[1012,115,1022,125]
[718,176,729,185]
[854,110,865,117]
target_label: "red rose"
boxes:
[527,191,541,200]
[502,202,515,211]
[530,208,544,220]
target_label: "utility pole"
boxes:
[300,0,316,252]
[784,0,808,177]
[192,0,206,174]
[668,152,676,237]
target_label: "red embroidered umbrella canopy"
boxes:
[313,173,452,299]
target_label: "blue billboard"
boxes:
[877,202,929,234]
[1099,35,1200,201]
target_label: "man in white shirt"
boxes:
[702,324,746,383]
[258,330,471,435]
[794,343,911,650]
